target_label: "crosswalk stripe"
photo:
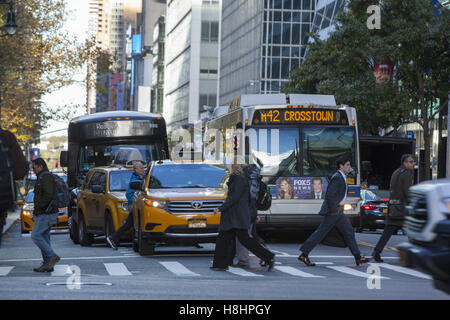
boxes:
[0,266,14,276]
[159,261,199,276]
[370,263,432,280]
[51,265,72,277]
[227,267,263,277]
[275,266,324,278]
[104,263,132,276]
[327,266,390,279]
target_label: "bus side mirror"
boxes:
[129,180,143,191]
[60,151,68,167]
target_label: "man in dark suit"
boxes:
[298,156,370,267]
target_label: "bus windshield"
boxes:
[79,143,160,174]
[249,127,356,183]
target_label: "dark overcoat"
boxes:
[218,173,251,231]
[387,166,414,227]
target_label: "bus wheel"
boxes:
[78,214,93,247]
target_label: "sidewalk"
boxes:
[2,209,20,235]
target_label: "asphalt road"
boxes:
[0,220,449,301]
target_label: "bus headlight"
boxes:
[343,204,353,211]
[144,200,166,208]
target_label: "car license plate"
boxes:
[188,219,207,228]
[383,209,388,213]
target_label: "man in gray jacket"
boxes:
[372,154,415,262]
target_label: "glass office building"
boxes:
[219,0,316,105]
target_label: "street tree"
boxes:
[0,0,85,145]
[284,0,449,180]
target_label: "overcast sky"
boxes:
[41,0,89,137]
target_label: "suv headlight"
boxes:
[144,199,166,208]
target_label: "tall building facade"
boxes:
[219,0,316,105]
[163,0,220,130]
[87,0,142,113]
[151,15,166,114]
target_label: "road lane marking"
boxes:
[227,267,263,277]
[370,263,432,280]
[327,266,390,279]
[51,264,72,277]
[104,263,133,276]
[275,266,324,278]
[159,261,199,276]
[0,266,14,276]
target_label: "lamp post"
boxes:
[0,1,17,36]
[0,1,17,127]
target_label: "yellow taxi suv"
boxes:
[130,161,228,255]
[74,166,133,246]
[20,190,68,234]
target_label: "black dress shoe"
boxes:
[355,256,371,266]
[298,254,316,266]
[210,266,228,271]
[373,253,384,263]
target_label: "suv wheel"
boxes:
[78,213,93,246]
[137,215,155,256]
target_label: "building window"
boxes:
[201,20,219,42]
[199,94,217,109]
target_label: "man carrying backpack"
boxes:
[0,128,29,246]
[31,158,61,272]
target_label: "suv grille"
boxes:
[404,190,428,233]
[167,200,224,214]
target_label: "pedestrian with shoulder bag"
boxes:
[372,154,415,262]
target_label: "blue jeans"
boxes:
[31,213,59,262]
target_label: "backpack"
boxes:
[41,172,70,210]
[0,136,15,211]
[256,180,272,211]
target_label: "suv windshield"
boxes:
[109,171,134,191]
[149,164,227,188]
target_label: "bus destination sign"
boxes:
[252,109,348,125]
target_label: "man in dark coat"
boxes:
[31,158,60,272]
[211,164,275,271]
[372,154,415,262]
[298,156,370,267]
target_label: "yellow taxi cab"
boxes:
[74,166,134,246]
[19,190,68,234]
[130,161,228,255]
